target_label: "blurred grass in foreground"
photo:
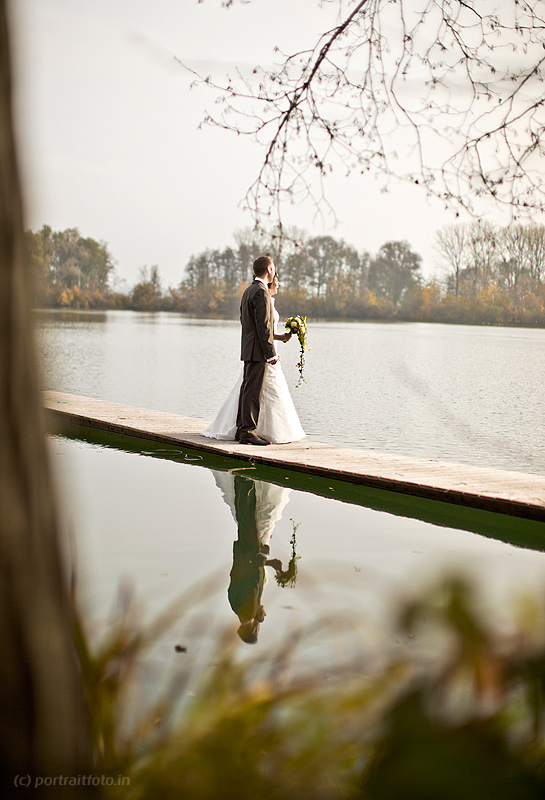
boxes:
[73,575,545,799]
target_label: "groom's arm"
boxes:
[252,288,277,362]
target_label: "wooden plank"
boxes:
[43,391,545,521]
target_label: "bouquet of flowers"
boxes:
[284,315,309,387]
[274,526,300,588]
[274,555,300,588]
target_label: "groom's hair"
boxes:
[253,255,274,277]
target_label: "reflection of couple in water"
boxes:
[212,470,299,644]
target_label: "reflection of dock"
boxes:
[44,391,545,522]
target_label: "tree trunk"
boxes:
[0,2,92,795]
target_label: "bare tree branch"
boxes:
[181,0,545,236]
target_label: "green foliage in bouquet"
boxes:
[275,522,300,588]
[284,315,309,387]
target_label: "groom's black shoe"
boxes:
[237,433,270,446]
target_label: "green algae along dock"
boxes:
[44,391,545,522]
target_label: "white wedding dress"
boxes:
[211,470,292,546]
[203,302,305,444]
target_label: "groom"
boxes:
[235,255,278,446]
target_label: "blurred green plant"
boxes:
[73,575,545,799]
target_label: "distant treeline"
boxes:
[27,223,545,326]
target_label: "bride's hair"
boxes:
[253,255,274,277]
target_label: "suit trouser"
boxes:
[228,476,263,623]
[236,360,267,438]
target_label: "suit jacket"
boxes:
[239,279,276,362]
[228,476,265,623]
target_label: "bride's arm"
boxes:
[274,331,292,342]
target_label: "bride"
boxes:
[203,275,305,444]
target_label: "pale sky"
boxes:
[10,0,520,289]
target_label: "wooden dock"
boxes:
[44,391,545,522]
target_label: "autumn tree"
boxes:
[303,235,359,297]
[282,244,310,294]
[368,240,422,306]
[78,234,115,292]
[233,227,282,284]
[497,225,531,299]
[131,265,163,311]
[25,225,115,302]
[435,225,469,297]
[496,225,545,300]
[465,222,498,296]
[526,225,545,285]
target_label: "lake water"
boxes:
[49,430,545,679]
[37,310,545,474]
[37,310,545,672]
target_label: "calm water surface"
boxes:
[37,310,545,473]
[51,433,545,675]
[40,310,545,670]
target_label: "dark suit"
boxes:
[236,278,276,439]
[227,476,266,625]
